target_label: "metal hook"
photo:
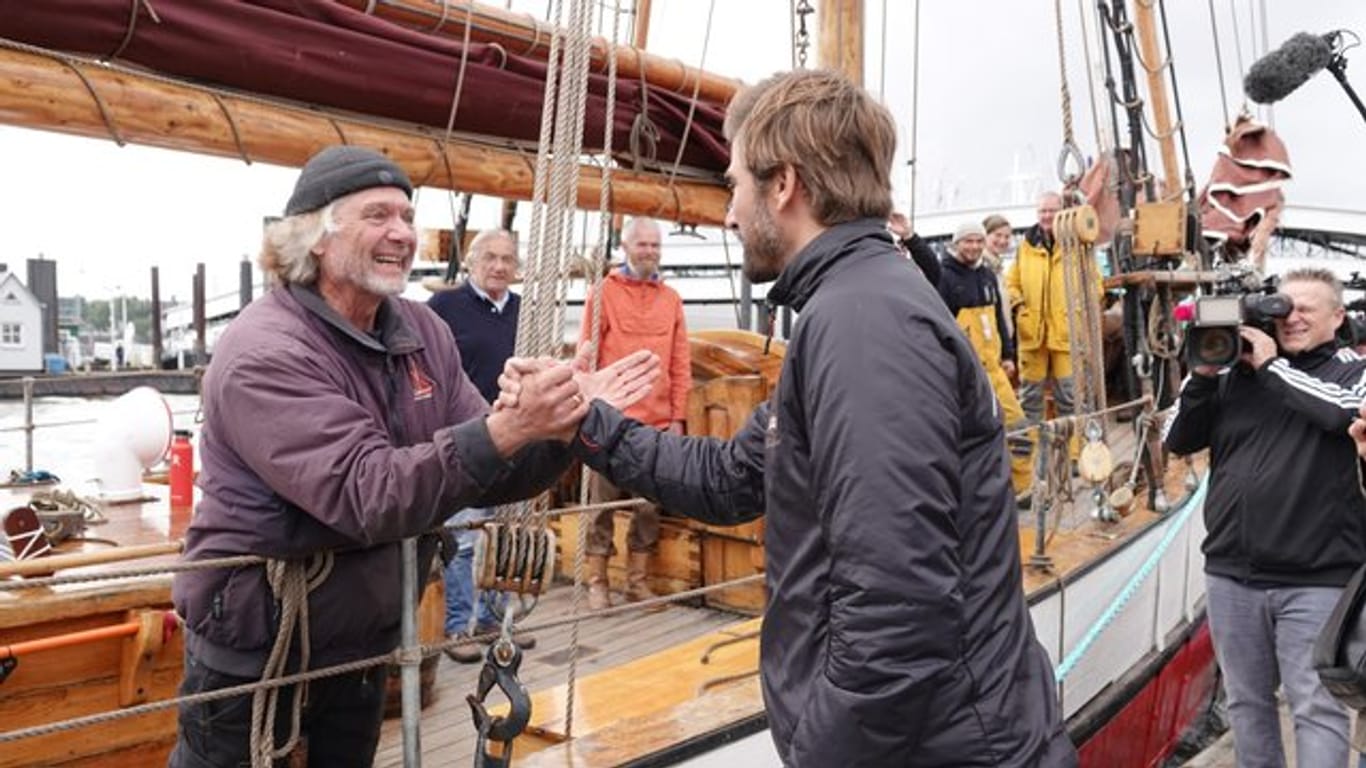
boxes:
[467,607,531,768]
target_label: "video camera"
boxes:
[1186,283,1292,368]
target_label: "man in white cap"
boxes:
[169,145,658,767]
[938,221,1031,498]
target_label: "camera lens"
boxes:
[1190,326,1239,367]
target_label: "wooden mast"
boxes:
[1131,1,1181,198]
[0,47,729,225]
[334,0,738,106]
[632,0,652,54]
[817,0,863,85]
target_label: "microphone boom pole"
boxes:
[1325,34,1366,128]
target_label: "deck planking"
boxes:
[373,583,745,767]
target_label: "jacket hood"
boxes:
[767,218,895,312]
[606,269,666,289]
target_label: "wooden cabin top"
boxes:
[0,486,188,630]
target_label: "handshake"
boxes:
[484,344,661,456]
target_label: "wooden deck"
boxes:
[373,583,748,767]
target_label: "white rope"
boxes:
[908,0,921,227]
[878,0,888,101]
[1205,0,1232,130]
[565,0,623,740]
[1077,0,1108,152]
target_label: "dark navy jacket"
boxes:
[427,282,520,403]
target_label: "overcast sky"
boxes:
[1,0,1363,300]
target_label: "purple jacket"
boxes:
[173,285,569,675]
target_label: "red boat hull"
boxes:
[1077,619,1218,767]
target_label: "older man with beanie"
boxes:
[169,145,657,767]
[938,221,1031,497]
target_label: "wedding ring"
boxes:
[572,393,584,407]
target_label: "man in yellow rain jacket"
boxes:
[937,222,1031,497]
[1006,191,1104,428]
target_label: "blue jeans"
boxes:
[444,508,501,636]
[1206,574,1351,768]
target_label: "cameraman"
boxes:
[1164,268,1366,767]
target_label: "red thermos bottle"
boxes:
[170,430,194,509]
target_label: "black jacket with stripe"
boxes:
[1164,341,1366,586]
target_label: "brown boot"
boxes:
[586,554,611,611]
[624,551,659,604]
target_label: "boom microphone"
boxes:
[1243,32,1335,104]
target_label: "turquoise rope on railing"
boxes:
[1053,474,1210,682]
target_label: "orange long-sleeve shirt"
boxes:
[579,270,692,430]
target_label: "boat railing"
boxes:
[1005,394,1174,567]
[2,376,200,476]
[0,516,764,763]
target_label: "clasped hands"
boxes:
[487,343,660,453]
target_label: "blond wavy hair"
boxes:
[258,205,334,286]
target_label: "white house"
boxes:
[0,269,43,374]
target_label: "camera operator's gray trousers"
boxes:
[1206,574,1351,768]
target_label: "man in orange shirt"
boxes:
[579,217,692,609]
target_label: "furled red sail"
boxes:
[1197,115,1292,269]
[0,0,730,175]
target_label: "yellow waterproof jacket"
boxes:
[1005,225,1104,353]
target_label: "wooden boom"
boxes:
[0,46,730,225]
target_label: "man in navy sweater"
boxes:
[427,229,533,661]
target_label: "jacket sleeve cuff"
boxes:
[448,417,512,489]
[572,400,628,471]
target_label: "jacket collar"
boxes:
[1025,224,1055,252]
[767,218,894,312]
[465,280,512,313]
[1283,340,1339,368]
[288,283,424,356]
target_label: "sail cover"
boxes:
[1197,115,1292,263]
[0,0,730,176]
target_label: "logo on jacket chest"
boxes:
[407,358,435,401]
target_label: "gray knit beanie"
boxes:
[284,146,413,216]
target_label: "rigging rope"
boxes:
[908,0,921,227]
[1226,0,1249,114]
[249,552,333,768]
[564,0,624,739]
[1205,0,1232,129]
[0,572,767,745]
[1056,207,1107,422]
[878,0,888,100]
[1055,475,1207,683]
[1077,0,1108,153]
[1155,0,1198,203]
[664,0,716,190]
[1052,0,1083,186]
